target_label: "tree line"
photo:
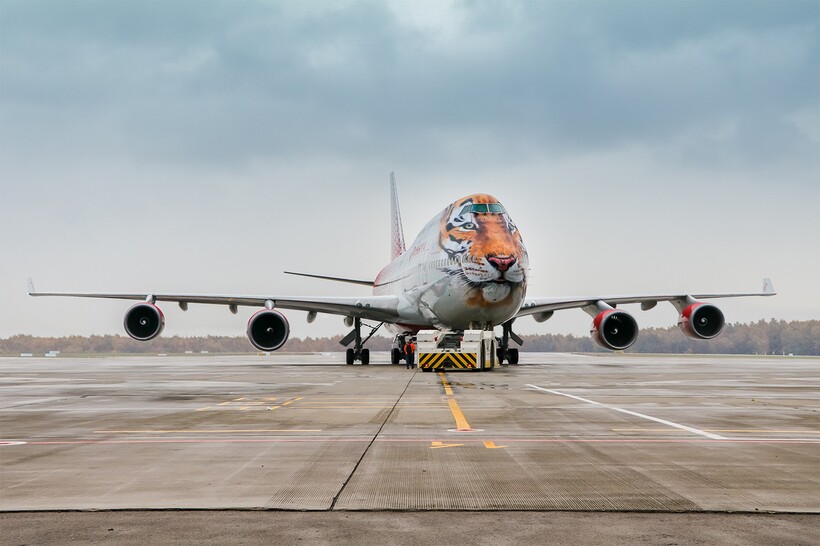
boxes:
[1,319,817,356]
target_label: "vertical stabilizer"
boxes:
[390,172,406,260]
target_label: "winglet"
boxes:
[762,277,775,295]
[27,277,36,295]
[390,172,406,260]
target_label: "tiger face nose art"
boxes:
[487,255,516,272]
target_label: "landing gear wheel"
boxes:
[391,348,401,365]
[508,348,519,365]
[361,348,370,365]
[497,348,505,364]
[346,348,355,365]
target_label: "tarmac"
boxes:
[1,352,818,544]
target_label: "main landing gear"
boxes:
[340,317,382,365]
[497,320,522,365]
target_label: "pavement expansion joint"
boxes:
[327,368,419,510]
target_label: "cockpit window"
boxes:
[459,203,505,215]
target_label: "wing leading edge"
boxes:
[516,278,776,319]
[27,279,399,322]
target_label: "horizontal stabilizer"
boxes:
[283,271,374,287]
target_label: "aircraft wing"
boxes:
[516,278,776,318]
[27,279,400,322]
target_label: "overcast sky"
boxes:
[1,0,818,341]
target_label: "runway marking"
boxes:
[303,397,400,399]
[483,441,506,449]
[613,428,820,434]
[198,396,303,411]
[0,441,26,446]
[430,441,463,449]
[527,385,726,440]
[298,402,406,409]
[93,429,322,434]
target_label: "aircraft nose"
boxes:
[487,255,516,272]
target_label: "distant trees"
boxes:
[627,319,819,355]
[0,333,393,356]
[1,319,817,356]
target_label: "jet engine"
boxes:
[590,309,638,350]
[247,309,290,351]
[124,303,165,341]
[678,302,724,339]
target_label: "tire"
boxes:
[361,348,370,365]
[497,348,505,363]
[509,348,519,365]
[346,348,355,365]
[391,348,401,365]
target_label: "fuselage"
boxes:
[373,194,529,333]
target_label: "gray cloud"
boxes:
[2,0,817,170]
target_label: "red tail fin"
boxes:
[390,172,406,260]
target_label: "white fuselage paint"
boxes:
[372,195,529,334]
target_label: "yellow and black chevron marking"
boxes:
[419,352,477,369]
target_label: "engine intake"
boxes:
[591,310,638,350]
[124,303,165,341]
[678,303,724,339]
[247,309,290,351]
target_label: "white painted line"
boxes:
[526,384,726,440]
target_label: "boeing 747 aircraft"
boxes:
[29,174,775,366]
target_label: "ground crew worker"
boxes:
[404,340,416,369]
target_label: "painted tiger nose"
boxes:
[487,255,516,272]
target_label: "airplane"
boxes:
[28,173,775,366]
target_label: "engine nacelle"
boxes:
[247,309,290,351]
[678,303,725,340]
[124,303,165,341]
[591,309,638,350]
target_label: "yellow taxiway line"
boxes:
[439,372,472,431]
[439,372,455,396]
